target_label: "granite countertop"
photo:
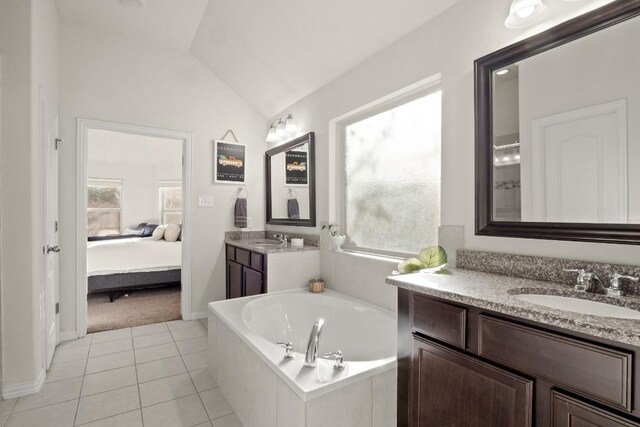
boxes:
[386,268,640,347]
[225,238,320,254]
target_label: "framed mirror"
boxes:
[475,1,640,245]
[265,132,316,227]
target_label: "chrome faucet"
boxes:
[564,269,606,295]
[608,273,639,297]
[304,319,324,368]
[273,234,289,248]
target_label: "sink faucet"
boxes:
[304,319,324,368]
[563,269,606,294]
[273,234,289,247]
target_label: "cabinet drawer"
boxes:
[552,391,640,427]
[412,295,466,349]
[250,253,264,271]
[226,245,235,261]
[235,248,251,267]
[479,315,633,411]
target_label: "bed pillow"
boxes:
[142,223,158,237]
[122,228,143,236]
[164,224,181,242]
[152,225,166,240]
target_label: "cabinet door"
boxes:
[227,260,243,299]
[243,268,263,297]
[552,392,640,427]
[411,336,533,427]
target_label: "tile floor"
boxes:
[1,319,244,427]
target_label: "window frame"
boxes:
[87,178,123,236]
[336,81,442,259]
[158,180,183,225]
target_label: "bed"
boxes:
[87,236,181,301]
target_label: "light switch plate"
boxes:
[198,196,214,207]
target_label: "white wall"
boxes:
[267,0,632,311]
[59,20,267,334]
[0,0,59,395]
[87,129,183,230]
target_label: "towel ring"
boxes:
[287,188,298,199]
[237,187,248,198]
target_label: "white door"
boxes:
[42,93,60,369]
[530,100,627,223]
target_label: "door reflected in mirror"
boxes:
[265,132,315,227]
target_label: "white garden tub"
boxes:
[207,289,397,427]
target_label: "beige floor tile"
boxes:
[85,351,134,375]
[176,337,208,355]
[90,328,132,344]
[142,394,209,427]
[182,350,208,372]
[139,373,196,407]
[0,399,17,417]
[76,409,142,427]
[46,359,86,383]
[166,320,200,331]
[134,342,179,364]
[52,345,90,364]
[58,336,92,349]
[171,325,206,342]
[14,377,82,413]
[212,413,244,427]
[137,356,186,383]
[133,331,173,349]
[75,385,140,426]
[81,366,137,397]
[189,369,218,393]
[89,338,133,358]
[5,399,77,427]
[199,388,234,421]
[132,323,169,337]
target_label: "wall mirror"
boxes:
[265,132,316,227]
[475,1,640,244]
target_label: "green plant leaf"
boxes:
[397,258,424,274]
[418,246,447,268]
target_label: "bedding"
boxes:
[87,236,181,276]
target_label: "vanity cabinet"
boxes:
[226,244,267,299]
[399,288,640,427]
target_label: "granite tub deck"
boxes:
[386,268,640,347]
[225,230,320,254]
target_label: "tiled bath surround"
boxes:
[457,249,640,295]
[207,313,396,427]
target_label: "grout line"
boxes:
[10,395,81,415]
[173,322,211,421]
[132,327,145,427]
[73,338,92,426]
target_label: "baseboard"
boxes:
[59,330,78,342]
[190,311,207,320]
[3,368,45,399]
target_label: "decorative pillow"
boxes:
[152,225,166,240]
[122,228,143,236]
[164,223,181,242]
[142,223,158,237]
[135,223,147,232]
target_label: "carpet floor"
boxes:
[87,284,182,333]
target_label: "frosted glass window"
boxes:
[344,91,441,254]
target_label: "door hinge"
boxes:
[55,138,63,150]
[55,302,59,314]
[54,221,59,232]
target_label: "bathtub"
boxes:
[207,289,397,427]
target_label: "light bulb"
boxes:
[276,121,286,137]
[266,126,277,142]
[496,69,510,76]
[516,5,535,18]
[505,0,548,29]
[284,117,297,134]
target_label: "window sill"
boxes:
[331,247,405,266]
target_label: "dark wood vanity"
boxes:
[398,287,640,426]
[225,243,267,299]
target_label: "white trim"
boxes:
[2,369,45,400]
[59,330,78,342]
[327,74,442,253]
[76,118,193,338]
[190,311,208,320]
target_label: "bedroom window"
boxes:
[87,178,122,237]
[159,182,183,224]
[340,87,441,257]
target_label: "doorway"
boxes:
[76,119,192,335]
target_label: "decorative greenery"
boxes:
[397,245,448,274]
[322,224,341,237]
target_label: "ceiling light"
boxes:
[505,0,549,29]
[496,69,510,76]
[119,0,146,9]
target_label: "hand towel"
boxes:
[287,198,300,219]
[235,197,248,228]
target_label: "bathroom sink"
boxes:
[248,239,283,247]
[514,294,640,319]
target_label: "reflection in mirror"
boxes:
[492,14,638,224]
[266,132,316,227]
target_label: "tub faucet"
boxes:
[304,319,324,368]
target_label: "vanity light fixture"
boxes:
[496,69,510,75]
[266,114,298,142]
[505,0,549,29]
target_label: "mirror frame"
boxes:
[475,0,640,245]
[265,132,316,227]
